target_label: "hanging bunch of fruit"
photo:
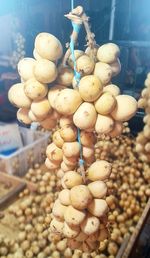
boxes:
[136,73,150,162]
[8,6,137,252]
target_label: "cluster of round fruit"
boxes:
[136,73,150,162]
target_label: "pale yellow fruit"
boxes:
[28,110,42,122]
[57,66,74,87]
[79,75,103,102]
[48,85,65,109]
[110,58,121,76]
[94,62,112,85]
[83,146,94,159]
[103,84,120,96]
[31,98,51,119]
[24,78,48,100]
[88,181,107,198]
[108,121,123,137]
[97,43,120,63]
[80,131,96,147]
[94,92,116,115]
[61,161,76,172]
[111,95,137,121]
[52,130,64,148]
[95,114,114,134]
[8,83,31,108]
[88,199,108,217]
[55,89,82,115]
[63,222,80,238]
[45,158,60,170]
[59,189,71,206]
[18,58,36,81]
[138,98,146,109]
[52,200,67,220]
[46,143,63,163]
[50,218,63,234]
[35,32,63,61]
[34,59,57,84]
[59,116,73,127]
[62,171,82,189]
[33,48,42,60]
[62,142,80,158]
[73,102,97,130]
[68,50,84,68]
[40,114,57,130]
[88,160,111,181]
[81,215,100,235]
[17,108,31,125]
[64,206,86,226]
[70,185,92,210]
[60,125,77,142]
[76,55,95,75]
[63,155,78,167]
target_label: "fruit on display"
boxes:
[8,5,138,252]
[136,73,150,162]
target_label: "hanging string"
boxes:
[71,0,74,10]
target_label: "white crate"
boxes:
[0,127,50,176]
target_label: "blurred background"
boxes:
[0,0,150,124]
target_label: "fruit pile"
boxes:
[8,6,137,251]
[136,73,150,162]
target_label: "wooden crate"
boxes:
[116,197,150,258]
[0,172,37,209]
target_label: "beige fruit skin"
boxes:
[103,84,120,96]
[52,131,64,148]
[40,114,57,130]
[94,62,113,85]
[108,121,123,138]
[33,48,42,60]
[60,125,77,142]
[61,161,76,172]
[88,160,111,181]
[63,222,80,238]
[95,114,114,134]
[46,143,63,163]
[80,131,96,147]
[31,98,51,119]
[50,218,64,234]
[97,43,120,64]
[17,108,31,125]
[18,58,36,81]
[24,78,48,101]
[110,58,121,76]
[81,215,100,235]
[45,158,60,170]
[59,189,71,206]
[73,102,97,130]
[48,85,65,109]
[8,83,31,108]
[64,205,86,226]
[76,55,95,75]
[63,155,78,167]
[62,142,80,158]
[52,199,67,220]
[34,59,57,84]
[70,185,93,210]
[68,50,84,69]
[88,199,109,217]
[62,171,82,189]
[79,75,103,102]
[59,116,73,127]
[28,110,43,122]
[88,181,107,198]
[94,92,116,115]
[55,89,82,116]
[35,32,63,61]
[83,146,94,159]
[111,95,137,122]
[57,66,74,87]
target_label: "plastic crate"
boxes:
[0,127,50,176]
